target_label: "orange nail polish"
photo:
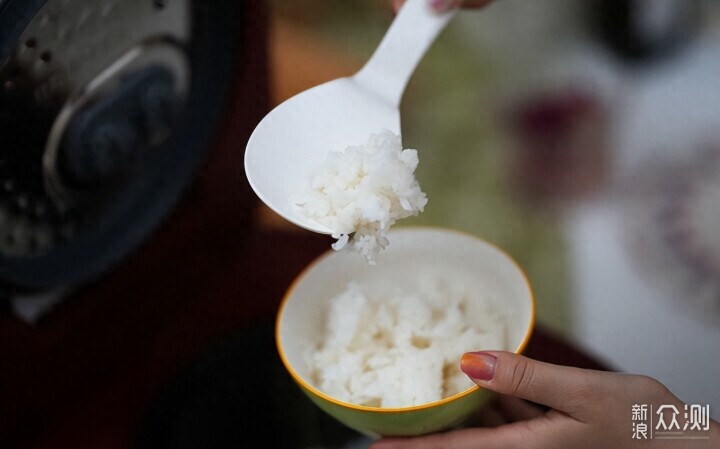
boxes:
[461,352,497,381]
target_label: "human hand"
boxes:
[370,351,720,449]
[391,0,494,13]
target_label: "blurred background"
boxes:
[2,1,719,448]
[268,0,573,336]
[267,0,720,418]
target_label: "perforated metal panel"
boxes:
[0,0,239,293]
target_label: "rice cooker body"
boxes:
[0,0,241,295]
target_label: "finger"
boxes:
[474,403,507,427]
[460,351,607,415]
[392,0,494,13]
[457,0,494,8]
[432,0,494,11]
[370,419,566,449]
[369,427,504,449]
[496,395,546,422]
[429,0,461,11]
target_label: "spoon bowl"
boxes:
[245,78,400,234]
[244,0,457,233]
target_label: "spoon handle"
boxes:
[354,0,458,108]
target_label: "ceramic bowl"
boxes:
[276,227,535,438]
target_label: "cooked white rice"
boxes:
[293,129,427,264]
[305,278,508,408]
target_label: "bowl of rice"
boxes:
[276,227,535,438]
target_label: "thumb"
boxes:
[393,0,494,13]
[461,351,605,414]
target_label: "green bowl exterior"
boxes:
[298,383,494,438]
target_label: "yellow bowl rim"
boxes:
[275,225,536,414]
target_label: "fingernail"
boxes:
[370,440,400,449]
[430,0,454,12]
[461,352,497,381]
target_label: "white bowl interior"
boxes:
[278,227,534,392]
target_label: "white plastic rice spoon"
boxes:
[244,0,458,234]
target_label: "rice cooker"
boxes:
[0,0,239,302]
